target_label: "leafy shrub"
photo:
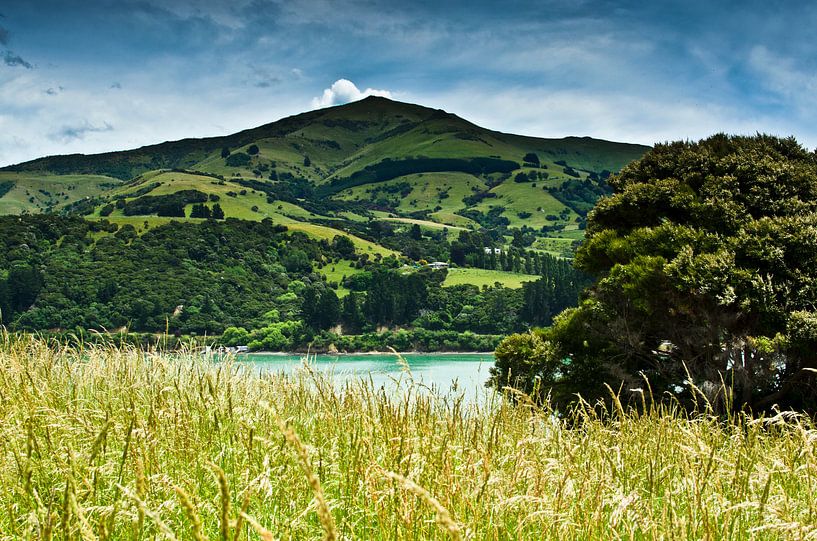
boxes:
[123,190,208,216]
[225,153,252,167]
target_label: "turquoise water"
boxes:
[235,352,497,402]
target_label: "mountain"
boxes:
[0,96,649,257]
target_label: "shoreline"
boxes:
[238,350,496,356]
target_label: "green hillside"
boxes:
[0,172,121,215]
[0,97,649,260]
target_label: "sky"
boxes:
[1,0,816,166]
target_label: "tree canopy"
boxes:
[492,134,817,413]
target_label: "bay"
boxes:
[235,352,497,404]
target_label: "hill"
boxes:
[0,97,649,258]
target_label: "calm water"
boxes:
[235,352,497,403]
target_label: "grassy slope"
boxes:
[2,337,813,539]
[96,171,395,257]
[443,267,539,289]
[338,172,484,224]
[473,178,577,228]
[0,171,121,214]
[316,259,361,297]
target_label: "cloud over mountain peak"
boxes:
[312,79,392,108]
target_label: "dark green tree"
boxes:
[247,144,259,155]
[156,202,186,217]
[492,134,817,413]
[211,203,225,220]
[341,292,366,333]
[225,153,251,167]
[0,278,11,323]
[221,147,231,158]
[301,286,339,330]
[332,235,356,258]
[190,204,211,219]
[7,265,44,315]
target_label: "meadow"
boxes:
[1,333,815,539]
[442,267,540,289]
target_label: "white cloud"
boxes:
[311,79,392,108]
[0,64,307,167]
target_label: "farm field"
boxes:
[443,267,539,288]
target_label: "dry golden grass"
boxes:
[0,332,816,539]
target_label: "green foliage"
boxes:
[0,215,327,334]
[307,328,503,352]
[0,181,13,199]
[548,177,613,216]
[190,203,211,219]
[225,152,251,167]
[332,235,356,258]
[495,134,817,412]
[491,330,551,389]
[211,202,225,219]
[247,144,259,156]
[0,265,43,322]
[301,284,340,330]
[123,189,208,216]
[0,212,589,349]
[322,157,520,195]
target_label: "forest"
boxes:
[0,214,585,351]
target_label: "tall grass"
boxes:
[0,332,815,539]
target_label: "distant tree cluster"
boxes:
[324,157,520,195]
[122,190,209,217]
[225,152,252,167]
[0,181,14,199]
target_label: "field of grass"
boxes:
[429,210,478,228]
[531,237,580,258]
[1,335,814,539]
[0,172,120,214]
[472,178,578,229]
[380,216,467,232]
[91,171,395,257]
[337,172,485,230]
[316,259,362,297]
[443,268,539,288]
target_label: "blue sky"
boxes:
[1,0,816,166]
